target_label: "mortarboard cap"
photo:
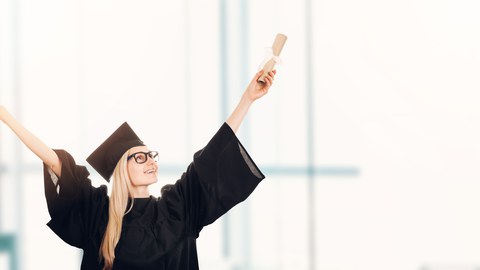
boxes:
[86,122,145,182]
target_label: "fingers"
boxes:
[266,78,271,87]
[264,71,275,86]
[253,69,276,85]
[264,76,272,87]
[267,70,275,80]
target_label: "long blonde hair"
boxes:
[100,151,134,270]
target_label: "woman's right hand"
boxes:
[0,105,7,122]
[0,105,12,123]
[0,105,62,176]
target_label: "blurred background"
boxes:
[1,0,479,269]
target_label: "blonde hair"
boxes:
[100,151,134,270]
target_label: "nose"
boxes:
[146,155,157,165]
[146,158,158,171]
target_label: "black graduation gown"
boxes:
[43,123,265,270]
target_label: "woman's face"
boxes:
[126,146,159,186]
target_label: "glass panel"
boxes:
[249,176,309,270]
[0,172,16,232]
[249,0,308,167]
[0,253,9,270]
[23,174,79,270]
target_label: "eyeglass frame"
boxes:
[127,151,159,164]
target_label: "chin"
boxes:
[148,176,158,184]
[135,177,158,186]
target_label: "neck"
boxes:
[130,185,150,198]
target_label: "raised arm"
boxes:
[226,69,276,133]
[0,106,62,176]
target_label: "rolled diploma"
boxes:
[258,33,287,83]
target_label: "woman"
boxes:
[0,70,276,270]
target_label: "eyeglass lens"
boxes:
[133,151,158,164]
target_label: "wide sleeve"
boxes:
[43,149,108,249]
[160,123,265,238]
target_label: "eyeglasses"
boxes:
[127,151,159,164]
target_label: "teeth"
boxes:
[145,169,156,174]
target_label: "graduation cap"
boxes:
[87,122,145,182]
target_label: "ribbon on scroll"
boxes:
[258,47,283,71]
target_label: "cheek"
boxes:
[127,165,143,184]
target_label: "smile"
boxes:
[144,169,156,174]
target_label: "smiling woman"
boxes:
[0,70,276,270]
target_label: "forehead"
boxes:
[129,145,150,154]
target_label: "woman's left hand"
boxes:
[226,69,277,133]
[243,70,276,102]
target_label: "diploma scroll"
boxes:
[258,33,287,83]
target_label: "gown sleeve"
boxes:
[160,123,265,239]
[43,149,108,249]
